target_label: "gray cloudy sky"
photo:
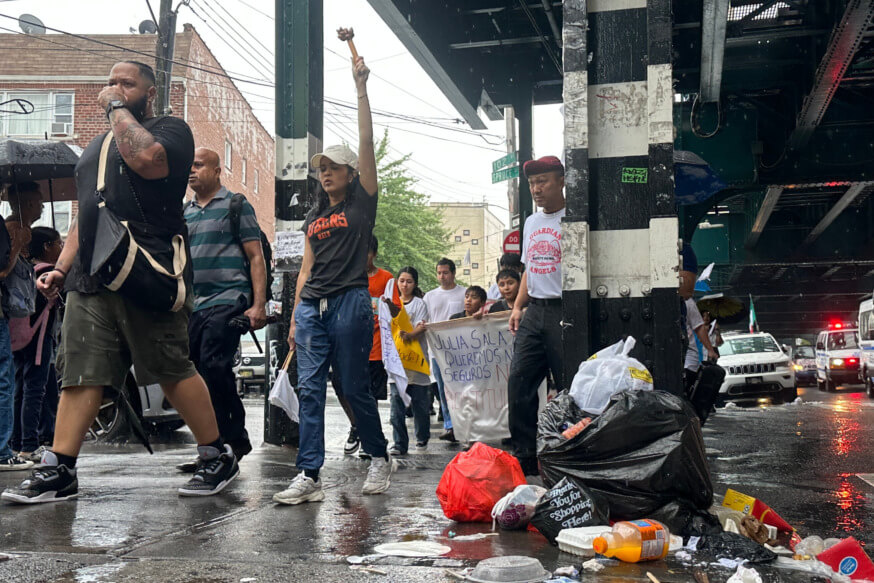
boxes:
[1,0,563,229]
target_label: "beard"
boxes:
[129,93,149,122]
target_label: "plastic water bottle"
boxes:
[592,519,670,563]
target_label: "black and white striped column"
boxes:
[561,0,683,391]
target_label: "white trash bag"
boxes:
[269,351,299,423]
[568,336,653,415]
[491,485,547,530]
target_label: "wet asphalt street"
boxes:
[0,385,872,582]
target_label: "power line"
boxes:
[0,12,275,88]
[185,0,274,81]
[204,0,274,58]
[231,0,274,21]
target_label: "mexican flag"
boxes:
[749,294,757,333]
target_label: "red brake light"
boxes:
[849,358,858,364]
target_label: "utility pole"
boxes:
[505,106,518,218]
[265,0,324,446]
[154,0,177,115]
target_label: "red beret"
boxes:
[523,155,565,177]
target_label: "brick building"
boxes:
[0,24,274,240]
[431,202,505,288]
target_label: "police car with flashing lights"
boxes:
[857,299,874,398]
[716,331,797,403]
[815,323,861,392]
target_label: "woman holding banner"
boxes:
[273,49,394,506]
[383,267,431,456]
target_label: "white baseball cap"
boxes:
[311,144,358,171]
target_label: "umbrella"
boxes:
[697,293,749,325]
[1,138,81,230]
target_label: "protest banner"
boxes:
[379,279,410,406]
[426,313,546,443]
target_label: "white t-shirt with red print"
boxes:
[521,208,565,300]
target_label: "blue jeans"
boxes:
[295,288,387,470]
[431,358,453,430]
[12,337,55,452]
[0,319,17,460]
[390,383,430,453]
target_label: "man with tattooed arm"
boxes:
[2,61,238,505]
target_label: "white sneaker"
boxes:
[0,455,34,471]
[362,455,397,495]
[273,472,325,505]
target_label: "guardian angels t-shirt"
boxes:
[521,208,565,299]
[300,177,377,299]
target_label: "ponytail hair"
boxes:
[398,266,424,298]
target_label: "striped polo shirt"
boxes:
[184,186,261,312]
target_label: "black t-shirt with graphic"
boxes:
[68,115,195,294]
[300,177,378,299]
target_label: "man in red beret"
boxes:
[507,155,566,476]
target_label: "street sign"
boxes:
[492,165,520,184]
[503,229,520,254]
[492,151,519,173]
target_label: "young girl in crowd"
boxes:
[489,269,521,314]
[11,227,63,462]
[385,267,431,456]
[273,52,394,505]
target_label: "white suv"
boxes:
[717,332,797,403]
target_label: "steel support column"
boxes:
[799,182,871,252]
[561,0,682,391]
[266,0,323,446]
[746,186,783,249]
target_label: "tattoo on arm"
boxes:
[109,109,156,160]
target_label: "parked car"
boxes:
[717,332,797,403]
[86,370,183,443]
[792,345,817,386]
[234,327,268,394]
[815,326,860,392]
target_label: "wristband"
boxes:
[53,267,68,278]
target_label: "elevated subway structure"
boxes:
[364,0,874,343]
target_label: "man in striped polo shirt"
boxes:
[183,148,267,469]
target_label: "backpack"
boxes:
[3,255,36,318]
[228,193,274,302]
[10,262,56,364]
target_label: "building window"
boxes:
[472,263,479,269]
[0,91,74,137]
[0,200,72,236]
[224,141,232,171]
[254,169,260,194]
[463,269,471,275]
[463,229,470,236]
[454,235,462,242]
[241,158,247,185]
[472,239,479,245]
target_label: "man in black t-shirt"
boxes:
[2,61,238,505]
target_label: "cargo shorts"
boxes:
[56,291,197,389]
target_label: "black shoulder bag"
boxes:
[88,131,188,312]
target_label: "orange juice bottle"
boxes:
[592,520,670,563]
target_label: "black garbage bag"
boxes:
[695,532,777,564]
[649,500,723,540]
[530,477,610,545]
[537,391,713,520]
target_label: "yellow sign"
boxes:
[391,302,430,376]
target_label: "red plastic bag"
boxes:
[436,442,527,523]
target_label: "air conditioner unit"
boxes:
[50,122,72,136]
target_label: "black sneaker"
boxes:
[344,427,360,455]
[178,444,239,496]
[1,465,78,504]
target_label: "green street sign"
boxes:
[621,167,649,184]
[492,151,519,173]
[492,165,520,184]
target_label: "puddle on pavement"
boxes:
[58,562,124,583]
